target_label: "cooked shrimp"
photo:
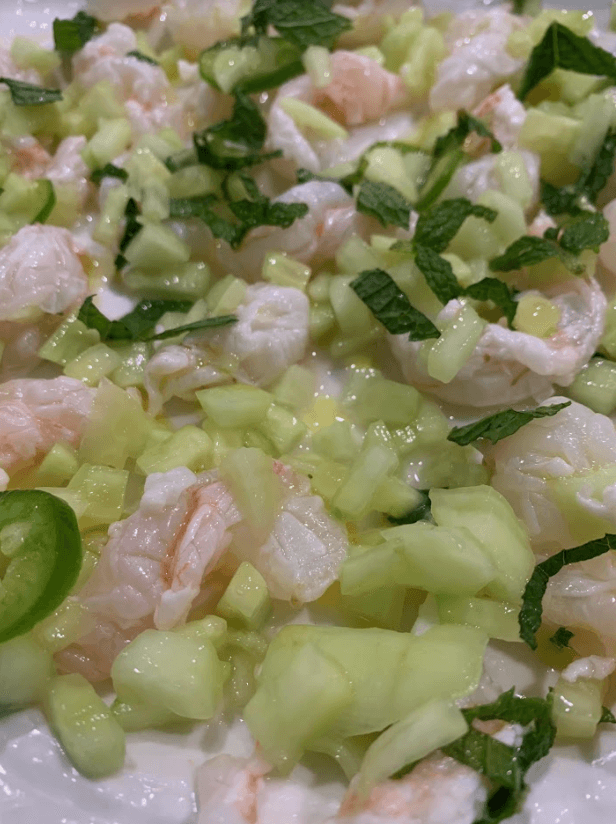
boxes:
[164,0,249,54]
[60,463,347,679]
[332,0,412,48]
[486,397,616,552]
[0,376,95,475]
[267,54,408,178]
[0,224,87,322]
[444,150,540,209]
[472,84,528,150]
[329,752,487,824]
[196,753,343,824]
[73,23,181,136]
[145,283,310,412]
[430,9,525,113]
[391,278,606,409]
[214,181,371,279]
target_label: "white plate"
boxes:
[1,1,616,822]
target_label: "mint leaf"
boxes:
[115,198,142,269]
[549,626,574,649]
[0,77,62,106]
[519,22,616,100]
[558,212,609,255]
[413,198,498,253]
[520,533,616,649]
[126,50,159,66]
[169,189,308,250]
[490,214,609,273]
[242,0,352,50]
[601,706,616,724]
[199,36,303,94]
[356,180,413,229]
[442,689,556,824]
[78,296,193,342]
[464,277,519,328]
[541,130,616,216]
[53,11,98,54]
[350,269,440,341]
[90,163,128,185]
[32,180,55,225]
[146,314,237,341]
[447,402,571,447]
[414,245,461,305]
[433,112,502,160]
[193,92,277,171]
[489,236,558,271]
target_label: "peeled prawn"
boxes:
[73,23,181,136]
[391,278,606,409]
[0,376,94,475]
[196,753,344,824]
[267,53,408,178]
[329,753,487,824]
[430,9,525,113]
[0,224,87,322]
[214,181,372,279]
[164,0,249,54]
[145,283,310,412]
[60,463,347,679]
[472,84,529,151]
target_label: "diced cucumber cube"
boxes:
[357,699,468,792]
[174,614,227,650]
[67,464,128,526]
[436,595,521,642]
[0,635,54,708]
[111,698,177,732]
[254,624,487,739]
[45,673,125,778]
[124,223,190,270]
[219,447,283,540]
[245,641,354,769]
[348,378,421,426]
[35,443,79,486]
[38,316,101,366]
[256,403,307,455]
[64,343,122,386]
[79,380,152,469]
[197,384,273,428]
[430,486,535,603]
[262,251,311,291]
[136,425,212,474]
[568,359,616,416]
[552,677,603,739]
[216,562,271,630]
[82,118,132,168]
[111,629,226,720]
[333,443,398,519]
[272,365,315,412]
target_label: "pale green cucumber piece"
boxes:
[38,316,101,366]
[569,359,616,416]
[552,677,603,739]
[123,223,190,270]
[357,699,468,792]
[0,635,54,708]
[111,629,226,721]
[216,562,271,630]
[136,425,212,474]
[45,673,125,778]
[219,448,283,541]
[436,595,522,642]
[244,641,354,770]
[174,614,227,650]
[197,384,273,428]
[254,623,487,738]
[430,486,534,603]
[35,443,79,486]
